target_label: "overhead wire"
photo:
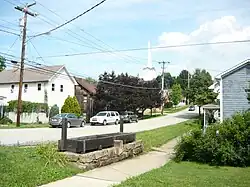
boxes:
[0,28,20,36]
[29,1,145,65]
[32,0,108,38]
[38,39,250,58]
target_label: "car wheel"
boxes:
[80,121,85,127]
[67,122,71,128]
[115,119,119,125]
[103,120,107,126]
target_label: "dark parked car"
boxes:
[188,106,195,111]
[50,113,85,128]
[120,111,138,123]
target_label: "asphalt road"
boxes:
[0,109,198,146]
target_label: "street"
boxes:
[0,109,198,146]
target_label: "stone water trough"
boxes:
[58,132,136,154]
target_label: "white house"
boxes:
[0,65,77,122]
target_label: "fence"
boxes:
[6,112,49,124]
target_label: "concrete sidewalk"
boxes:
[40,138,178,187]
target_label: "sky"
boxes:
[1,0,250,80]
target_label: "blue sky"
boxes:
[1,0,250,79]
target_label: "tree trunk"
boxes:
[199,106,201,116]
[150,108,153,116]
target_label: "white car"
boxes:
[90,111,120,126]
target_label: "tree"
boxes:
[170,84,182,106]
[94,71,161,117]
[49,104,59,118]
[176,70,189,102]
[61,96,82,116]
[189,69,217,115]
[85,77,97,85]
[156,72,175,89]
[0,56,6,72]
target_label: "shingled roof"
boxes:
[74,77,96,94]
[0,65,64,84]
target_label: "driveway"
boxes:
[0,109,198,146]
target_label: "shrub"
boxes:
[35,143,68,167]
[174,112,250,167]
[0,116,13,124]
[165,102,173,109]
[61,96,81,116]
[49,104,59,118]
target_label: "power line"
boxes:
[32,0,108,38]
[0,28,20,36]
[38,39,250,58]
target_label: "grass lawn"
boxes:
[0,123,50,129]
[0,119,198,187]
[137,120,198,152]
[143,105,188,120]
[0,146,80,187]
[116,161,250,187]
[164,105,189,113]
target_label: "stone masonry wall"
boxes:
[65,140,144,170]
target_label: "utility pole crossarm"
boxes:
[15,2,37,127]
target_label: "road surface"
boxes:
[0,109,198,146]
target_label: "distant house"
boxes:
[210,59,250,121]
[0,65,77,112]
[0,96,6,118]
[74,77,96,121]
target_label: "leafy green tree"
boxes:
[85,77,97,85]
[156,72,176,89]
[61,96,81,116]
[0,56,6,72]
[170,84,182,106]
[49,104,59,118]
[94,71,161,116]
[176,70,189,102]
[189,69,217,115]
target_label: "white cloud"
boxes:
[157,16,250,77]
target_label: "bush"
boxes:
[61,96,81,116]
[35,143,68,167]
[49,104,59,118]
[165,102,173,109]
[0,116,13,124]
[174,112,250,167]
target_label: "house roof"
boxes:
[74,77,96,94]
[216,59,250,79]
[202,104,220,110]
[0,65,64,84]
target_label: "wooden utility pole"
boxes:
[15,2,37,127]
[158,61,170,115]
[187,71,190,105]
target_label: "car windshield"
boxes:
[54,114,67,118]
[96,112,107,116]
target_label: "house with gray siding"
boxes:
[211,59,250,121]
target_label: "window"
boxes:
[107,113,110,117]
[38,83,41,91]
[24,84,28,93]
[60,85,63,92]
[52,84,55,91]
[111,112,115,116]
[10,85,14,93]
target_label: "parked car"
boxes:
[120,111,138,123]
[50,113,85,128]
[90,111,120,126]
[188,106,195,111]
